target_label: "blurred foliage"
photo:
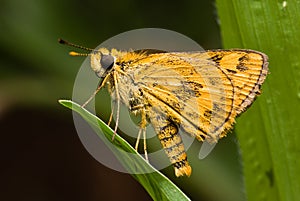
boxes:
[0,0,221,108]
[216,0,300,201]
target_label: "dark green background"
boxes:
[1,0,245,200]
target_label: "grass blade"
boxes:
[216,1,300,200]
[59,99,191,201]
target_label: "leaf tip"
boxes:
[58,99,73,107]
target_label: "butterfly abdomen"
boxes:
[155,119,192,177]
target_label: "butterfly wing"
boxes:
[205,50,269,115]
[112,49,268,176]
[129,50,268,142]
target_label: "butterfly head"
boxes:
[58,39,116,78]
[90,48,115,78]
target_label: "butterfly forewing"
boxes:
[130,52,238,142]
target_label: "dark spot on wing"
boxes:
[238,55,249,62]
[213,103,221,112]
[204,110,212,119]
[236,55,249,72]
[182,81,203,97]
[226,69,237,74]
[236,64,249,72]
[208,53,224,64]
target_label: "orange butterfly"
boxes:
[59,39,268,177]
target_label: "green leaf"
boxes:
[59,100,190,201]
[216,1,300,201]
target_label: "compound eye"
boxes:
[100,54,114,70]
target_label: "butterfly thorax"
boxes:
[90,49,151,115]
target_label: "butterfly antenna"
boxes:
[58,38,94,51]
[69,51,89,57]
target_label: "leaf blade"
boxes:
[59,99,191,201]
[216,0,300,200]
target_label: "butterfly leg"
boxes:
[81,74,110,108]
[112,73,121,141]
[135,128,142,150]
[142,128,148,162]
[107,103,114,126]
[134,109,149,162]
